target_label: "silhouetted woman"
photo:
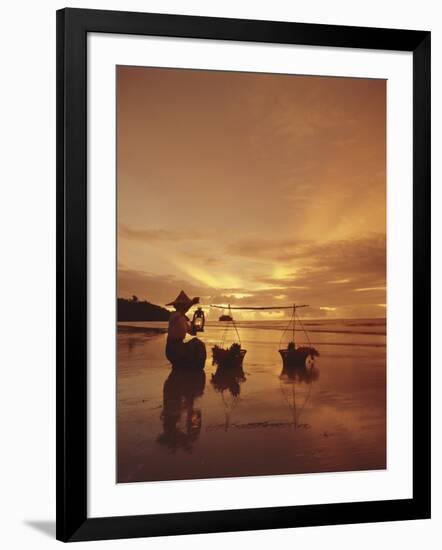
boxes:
[165,291,206,369]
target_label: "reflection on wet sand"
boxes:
[279,363,320,430]
[211,364,247,431]
[117,319,386,483]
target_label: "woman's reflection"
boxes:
[157,368,206,452]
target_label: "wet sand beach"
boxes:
[117,319,386,483]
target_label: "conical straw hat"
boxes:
[166,290,199,307]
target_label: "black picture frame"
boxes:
[56,7,431,542]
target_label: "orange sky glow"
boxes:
[117,66,386,320]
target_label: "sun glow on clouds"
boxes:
[177,263,242,290]
[354,287,386,292]
[117,67,386,319]
[272,265,296,281]
[222,292,254,299]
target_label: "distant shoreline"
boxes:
[117,319,386,337]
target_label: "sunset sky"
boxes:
[117,66,386,319]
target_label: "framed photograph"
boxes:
[56,8,431,542]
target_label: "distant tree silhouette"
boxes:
[118,297,170,321]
